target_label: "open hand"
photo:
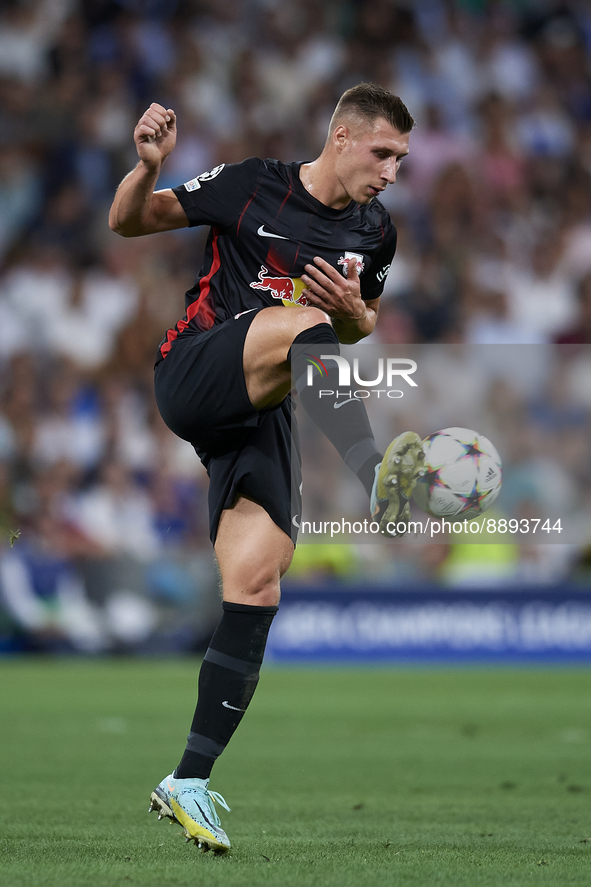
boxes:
[301,255,365,322]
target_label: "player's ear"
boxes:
[333,123,349,153]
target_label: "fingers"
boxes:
[302,260,335,292]
[299,274,338,314]
[136,103,176,140]
[303,255,360,290]
[300,268,330,303]
[315,255,360,281]
[310,256,343,284]
[301,286,326,308]
[302,255,358,293]
[346,256,360,279]
[300,254,363,320]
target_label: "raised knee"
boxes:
[292,305,331,333]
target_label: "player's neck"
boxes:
[299,156,352,211]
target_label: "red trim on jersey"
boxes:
[195,292,216,330]
[236,186,259,235]
[277,186,292,218]
[267,245,289,274]
[159,228,222,358]
[160,326,178,359]
[183,227,221,332]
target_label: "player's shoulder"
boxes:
[258,157,299,182]
[226,156,290,187]
[216,156,264,181]
[227,156,297,178]
[364,197,394,228]
[260,157,289,171]
[357,197,396,245]
[176,157,263,195]
[236,156,265,173]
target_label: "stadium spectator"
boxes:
[2,0,591,651]
[554,271,591,344]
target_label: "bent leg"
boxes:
[174,497,293,781]
[244,305,382,499]
[243,304,330,409]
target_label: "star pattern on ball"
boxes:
[413,428,502,520]
[464,441,483,457]
[423,468,442,486]
[464,491,484,509]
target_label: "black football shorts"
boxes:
[154,308,301,545]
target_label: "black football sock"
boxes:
[174,601,278,781]
[289,323,382,499]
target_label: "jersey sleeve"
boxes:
[172,157,262,229]
[360,215,397,301]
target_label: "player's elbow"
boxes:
[108,213,141,237]
[108,208,125,235]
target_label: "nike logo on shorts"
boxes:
[234,308,258,319]
[257,225,289,240]
[222,701,246,712]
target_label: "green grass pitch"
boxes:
[1,660,591,886]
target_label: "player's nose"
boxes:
[383,160,398,184]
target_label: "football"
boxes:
[412,427,502,520]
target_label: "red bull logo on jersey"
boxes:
[338,252,365,276]
[250,265,309,307]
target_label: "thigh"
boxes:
[215,497,294,607]
[243,304,330,409]
[206,397,302,545]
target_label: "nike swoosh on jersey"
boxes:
[257,225,289,240]
[333,398,359,409]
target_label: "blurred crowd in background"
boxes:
[2,0,591,653]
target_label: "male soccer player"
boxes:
[109,82,424,852]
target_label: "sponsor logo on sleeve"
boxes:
[376,263,391,282]
[183,164,225,191]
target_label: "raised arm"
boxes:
[109,103,189,237]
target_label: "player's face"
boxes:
[334,118,410,205]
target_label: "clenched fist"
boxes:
[134,102,177,168]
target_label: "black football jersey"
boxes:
[158,157,397,360]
